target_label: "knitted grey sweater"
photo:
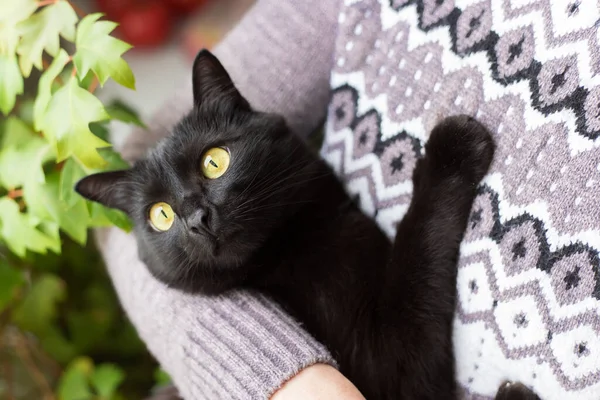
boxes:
[99,0,600,399]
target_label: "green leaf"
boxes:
[0,117,51,189]
[24,172,60,221]
[18,97,35,125]
[41,325,78,363]
[41,77,110,169]
[60,151,132,232]
[154,367,172,387]
[60,158,86,207]
[16,1,78,77]
[0,197,57,257]
[0,261,24,313]
[0,0,37,23]
[0,53,23,115]
[25,171,89,245]
[74,13,135,89]
[57,358,94,400]
[89,122,110,142]
[80,148,132,231]
[105,100,146,127]
[33,49,70,132]
[89,202,132,232]
[12,273,66,334]
[58,195,90,245]
[36,220,62,254]
[79,69,96,90]
[97,148,129,171]
[91,364,125,398]
[0,0,37,54]
[0,116,29,147]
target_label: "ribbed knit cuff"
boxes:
[181,292,336,399]
[98,227,335,400]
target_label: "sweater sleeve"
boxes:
[97,0,340,399]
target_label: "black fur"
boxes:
[495,382,541,400]
[77,50,540,400]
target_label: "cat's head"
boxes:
[76,50,319,293]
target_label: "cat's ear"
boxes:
[192,49,250,110]
[75,170,133,214]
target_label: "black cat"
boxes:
[77,50,539,400]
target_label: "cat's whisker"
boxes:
[232,200,316,219]
[234,175,330,214]
[235,145,311,193]
[230,162,264,205]
[234,165,321,210]
[244,170,331,204]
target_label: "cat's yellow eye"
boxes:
[201,147,230,179]
[149,202,175,232]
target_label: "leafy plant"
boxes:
[0,1,161,398]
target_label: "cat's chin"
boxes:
[145,256,250,295]
[136,238,253,295]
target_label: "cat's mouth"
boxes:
[190,226,220,255]
[195,225,217,240]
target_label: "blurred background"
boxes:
[84,0,255,146]
[0,1,254,399]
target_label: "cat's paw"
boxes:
[424,115,495,185]
[494,381,541,400]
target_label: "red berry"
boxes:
[163,0,209,14]
[96,0,135,19]
[117,0,173,47]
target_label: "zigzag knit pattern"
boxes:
[321,0,600,399]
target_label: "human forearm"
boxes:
[98,229,334,399]
[99,0,341,398]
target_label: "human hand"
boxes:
[271,364,365,400]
